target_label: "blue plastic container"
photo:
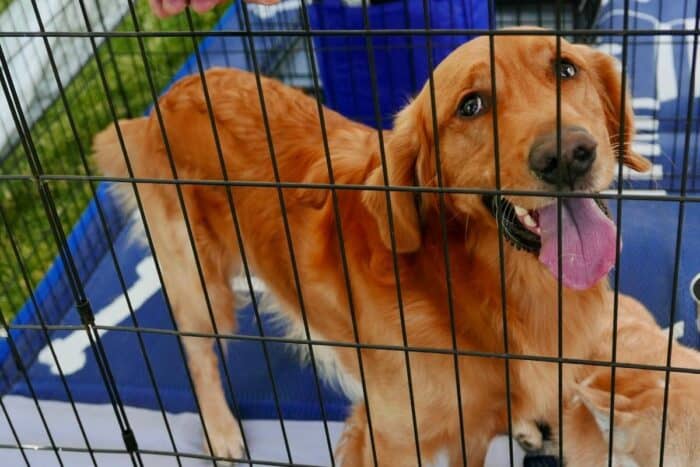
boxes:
[308,0,491,128]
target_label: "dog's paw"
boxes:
[203,411,245,465]
[513,420,543,453]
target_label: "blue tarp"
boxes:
[597,0,700,192]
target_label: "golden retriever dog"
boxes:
[93,31,651,466]
[515,294,700,466]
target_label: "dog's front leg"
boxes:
[447,433,490,467]
[335,403,375,466]
[150,217,244,462]
[183,335,244,461]
[337,402,427,466]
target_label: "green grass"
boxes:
[0,3,226,322]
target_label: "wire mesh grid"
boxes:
[0,0,699,466]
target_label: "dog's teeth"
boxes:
[523,214,537,228]
[514,205,528,217]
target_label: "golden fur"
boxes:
[515,294,700,467]
[93,32,651,465]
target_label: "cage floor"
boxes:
[0,395,525,466]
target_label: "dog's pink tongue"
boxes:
[538,198,617,290]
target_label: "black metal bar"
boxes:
[182,7,295,464]
[124,0,254,463]
[0,394,29,466]
[297,1,380,464]
[23,4,149,464]
[607,0,632,463]
[0,301,63,466]
[0,203,98,467]
[358,0,422,463]
[3,172,697,201]
[555,1,565,462]
[239,2,337,462]
[71,3,185,464]
[667,2,691,192]
[8,319,700,375]
[0,38,138,467]
[486,2,515,464]
[658,1,700,464]
[8,27,700,38]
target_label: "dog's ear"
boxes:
[576,377,637,453]
[362,104,425,253]
[589,49,652,173]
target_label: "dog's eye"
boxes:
[458,93,485,118]
[556,59,577,79]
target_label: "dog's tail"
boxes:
[93,117,149,238]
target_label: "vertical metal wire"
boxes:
[0,393,29,466]
[423,0,470,467]
[11,2,95,234]
[357,0,422,464]
[485,2,516,465]
[93,2,132,118]
[25,4,177,465]
[99,87,224,466]
[85,25,246,464]
[642,0,664,191]
[71,2,184,464]
[607,1,631,464]
[296,1,380,465]
[0,201,98,467]
[667,1,691,192]
[89,10,257,465]
[124,1,254,463]
[238,2,337,462]
[401,0,418,94]
[0,306,63,466]
[0,177,59,306]
[0,38,98,467]
[0,224,29,313]
[554,1,565,462]
[0,40,140,467]
[658,2,700,463]
[181,7,295,464]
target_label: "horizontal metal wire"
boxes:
[7,321,700,376]
[1,27,700,38]
[0,173,695,202]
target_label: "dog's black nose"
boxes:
[528,127,597,188]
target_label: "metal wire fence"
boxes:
[0,0,699,466]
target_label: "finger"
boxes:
[161,0,188,16]
[189,0,223,13]
[148,0,169,18]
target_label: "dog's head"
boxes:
[362,31,651,290]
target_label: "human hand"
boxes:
[148,0,280,18]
